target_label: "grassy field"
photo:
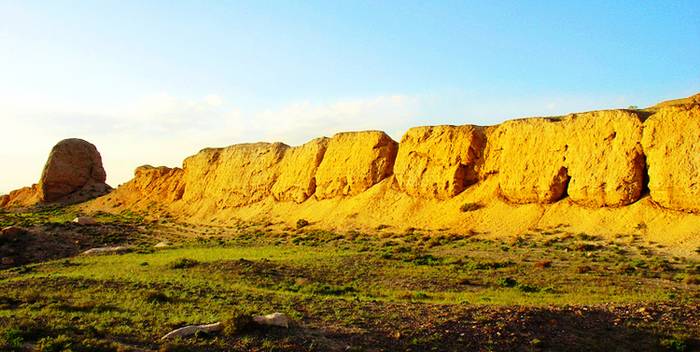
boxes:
[0,208,698,351]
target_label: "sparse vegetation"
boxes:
[460,202,483,212]
[0,209,698,351]
[295,218,309,229]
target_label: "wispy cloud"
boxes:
[0,92,430,192]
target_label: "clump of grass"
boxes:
[1,327,24,349]
[144,290,171,304]
[296,219,309,229]
[461,259,515,271]
[301,283,356,296]
[660,334,689,352]
[37,334,72,352]
[168,258,199,269]
[683,275,700,285]
[575,233,599,241]
[407,254,443,266]
[400,291,430,300]
[535,260,552,269]
[497,277,517,288]
[460,202,483,212]
[576,265,593,274]
[221,307,256,336]
[517,283,541,293]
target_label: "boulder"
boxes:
[39,138,110,202]
[642,104,700,212]
[182,143,289,207]
[314,131,398,199]
[271,138,329,203]
[394,125,485,199]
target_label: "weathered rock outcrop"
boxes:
[564,110,645,207]
[72,93,700,256]
[314,131,398,199]
[484,110,645,207]
[271,138,329,203]
[39,138,109,202]
[99,165,185,207]
[486,118,569,204]
[181,143,289,207]
[1,138,110,207]
[0,186,40,208]
[642,104,700,212]
[394,125,486,199]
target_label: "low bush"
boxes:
[222,307,255,336]
[296,219,309,229]
[168,258,199,269]
[460,202,483,212]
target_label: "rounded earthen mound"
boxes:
[39,138,110,202]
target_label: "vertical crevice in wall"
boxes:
[558,166,571,201]
[640,153,650,197]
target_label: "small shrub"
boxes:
[460,202,483,212]
[400,291,430,300]
[463,259,515,271]
[37,335,72,352]
[145,290,171,304]
[517,283,541,293]
[168,258,199,269]
[660,334,688,352]
[497,277,517,288]
[407,254,443,266]
[303,283,356,296]
[576,265,593,274]
[1,327,23,349]
[296,219,309,229]
[535,260,552,269]
[683,275,700,285]
[575,233,598,241]
[412,291,430,299]
[221,307,255,336]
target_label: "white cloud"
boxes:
[0,90,636,194]
[0,93,429,192]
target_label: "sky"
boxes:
[0,1,698,194]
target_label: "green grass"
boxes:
[0,217,698,350]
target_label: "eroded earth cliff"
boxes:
[4,94,700,255]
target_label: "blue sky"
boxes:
[0,0,698,193]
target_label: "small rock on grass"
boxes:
[160,312,293,341]
[73,216,97,225]
[254,312,292,328]
[154,241,172,249]
[81,246,130,256]
[161,322,222,340]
